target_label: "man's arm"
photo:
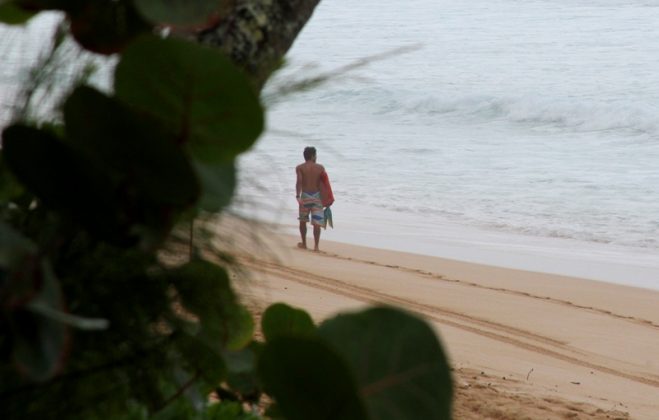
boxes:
[295,166,303,199]
[317,164,326,190]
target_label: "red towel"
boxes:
[320,171,335,207]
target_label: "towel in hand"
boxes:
[323,206,333,229]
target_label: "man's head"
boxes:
[303,146,317,162]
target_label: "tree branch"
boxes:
[192,0,322,90]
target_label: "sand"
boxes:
[213,220,659,419]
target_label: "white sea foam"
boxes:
[295,89,659,138]
[410,94,659,136]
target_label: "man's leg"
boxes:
[298,221,307,249]
[313,225,321,252]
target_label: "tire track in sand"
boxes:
[239,254,659,389]
[317,250,659,331]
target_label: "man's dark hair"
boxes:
[303,146,316,161]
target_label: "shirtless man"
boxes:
[296,146,325,251]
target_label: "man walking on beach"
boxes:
[296,146,327,252]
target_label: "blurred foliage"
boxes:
[134,0,232,27]
[261,302,315,342]
[0,2,34,25]
[318,307,453,420]
[1,1,453,419]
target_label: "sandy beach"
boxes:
[214,220,659,419]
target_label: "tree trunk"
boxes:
[192,0,322,90]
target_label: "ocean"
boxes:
[1,1,658,288]
[236,0,659,288]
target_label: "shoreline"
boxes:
[214,218,659,418]
[234,195,659,291]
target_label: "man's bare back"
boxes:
[296,161,325,193]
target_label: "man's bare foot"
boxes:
[313,247,320,252]
[297,242,307,249]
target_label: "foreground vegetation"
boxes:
[0,1,453,418]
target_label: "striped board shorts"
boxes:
[298,191,324,226]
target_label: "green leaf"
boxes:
[168,260,254,351]
[19,249,109,330]
[194,160,235,213]
[14,0,82,11]
[204,401,262,420]
[11,261,68,381]
[115,35,264,163]
[171,259,231,318]
[0,222,38,308]
[0,2,35,25]
[0,155,25,204]
[64,86,200,209]
[225,305,254,351]
[1,124,124,242]
[318,306,453,420]
[0,221,36,268]
[68,0,151,54]
[173,331,226,385]
[258,336,368,420]
[134,0,230,26]
[223,341,263,399]
[12,309,68,382]
[261,302,316,342]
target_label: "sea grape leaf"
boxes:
[0,156,25,203]
[318,306,453,420]
[63,85,200,209]
[12,308,68,382]
[167,259,254,351]
[134,0,230,26]
[22,250,109,330]
[204,401,262,420]
[0,222,38,308]
[194,159,235,213]
[68,0,151,55]
[258,335,368,420]
[14,0,82,11]
[11,261,68,381]
[1,231,104,379]
[224,341,263,398]
[0,2,35,25]
[1,124,124,242]
[225,305,254,351]
[261,302,316,342]
[115,35,264,163]
[0,221,35,268]
[172,330,227,386]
